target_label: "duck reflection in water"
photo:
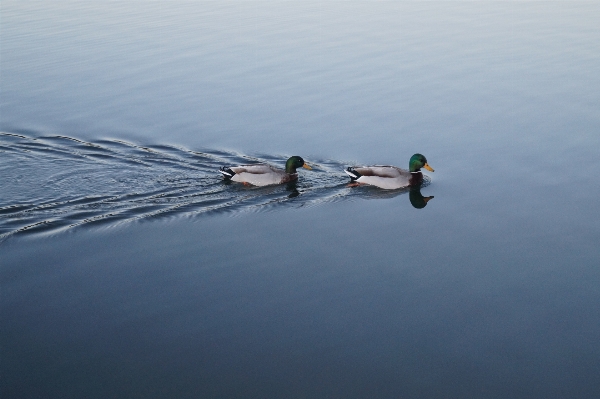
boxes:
[347,184,434,209]
[409,185,434,209]
[286,181,301,198]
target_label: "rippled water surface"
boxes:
[2,2,600,398]
[0,132,374,240]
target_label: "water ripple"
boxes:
[0,132,430,241]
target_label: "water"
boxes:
[2,2,600,398]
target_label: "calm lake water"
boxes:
[2,2,600,398]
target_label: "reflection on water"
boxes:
[409,187,434,209]
[345,183,434,209]
[0,132,434,240]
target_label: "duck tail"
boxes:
[219,166,236,180]
[344,167,362,181]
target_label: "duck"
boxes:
[344,153,434,189]
[219,156,312,186]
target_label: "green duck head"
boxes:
[285,156,312,174]
[409,154,434,173]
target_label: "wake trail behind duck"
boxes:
[0,132,362,240]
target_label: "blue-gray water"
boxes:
[2,2,600,398]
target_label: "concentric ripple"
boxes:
[0,132,430,240]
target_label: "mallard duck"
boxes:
[344,153,434,189]
[219,156,311,186]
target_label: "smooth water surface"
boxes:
[2,2,600,398]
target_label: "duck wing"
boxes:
[352,165,407,178]
[229,164,278,175]
[346,165,411,189]
[227,163,290,186]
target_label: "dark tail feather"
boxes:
[344,167,362,181]
[219,166,236,180]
